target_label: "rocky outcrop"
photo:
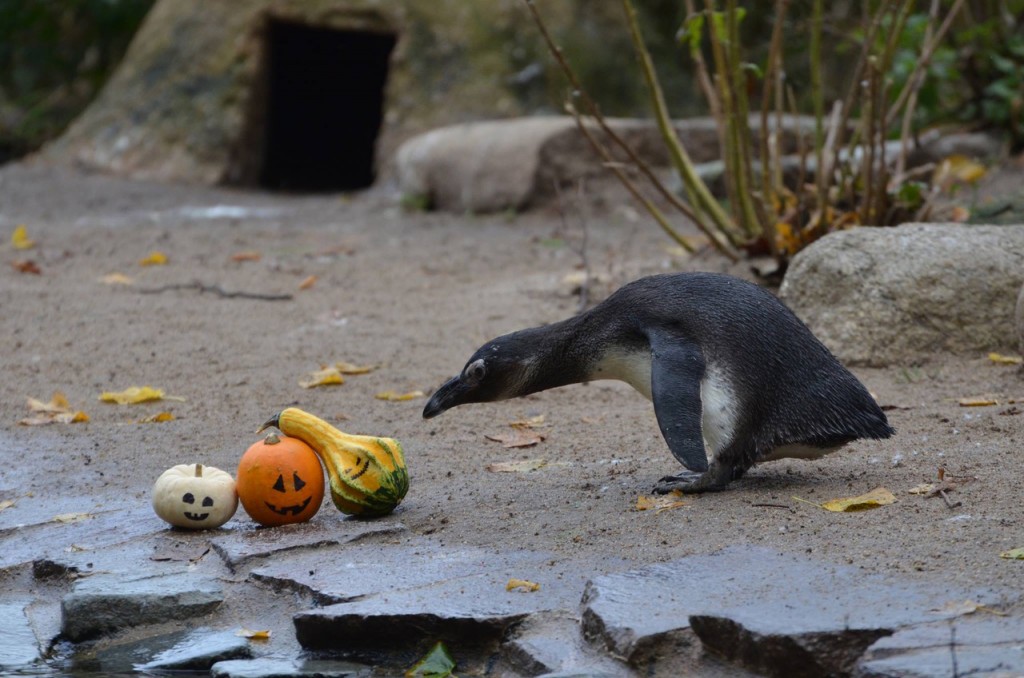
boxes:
[780,223,1024,366]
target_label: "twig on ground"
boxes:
[553,178,592,314]
[137,281,293,301]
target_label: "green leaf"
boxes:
[679,14,705,57]
[406,641,456,678]
[1000,547,1024,560]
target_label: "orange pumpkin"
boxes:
[237,433,325,526]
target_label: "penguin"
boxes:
[422,272,894,493]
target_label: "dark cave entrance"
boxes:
[259,20,396,192]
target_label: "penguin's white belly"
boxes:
[762,442,843,461]
[592,352,739,459]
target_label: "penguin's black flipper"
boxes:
[649,332,709,473]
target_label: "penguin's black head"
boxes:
[422,330,551,419]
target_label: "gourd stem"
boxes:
[195,463,203,477]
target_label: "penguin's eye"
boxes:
[464,359,486,383]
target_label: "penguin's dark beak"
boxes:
[422,375,469,419]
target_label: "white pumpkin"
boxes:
[152,463,238,529]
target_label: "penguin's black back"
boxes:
[585,272,893,454]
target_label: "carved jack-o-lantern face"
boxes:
[152,463,238,530]
[237,434,324,526]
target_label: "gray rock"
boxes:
[855,617,1024,678]
[61,571,224,641]
[500,612,629,677]
[135,628,252,671]
[210,657,370,678]
[210,515,405,571]
[780,224,1024,365]
[396,115,814,213]
[0,602,40,670]
[581,546,1013,676]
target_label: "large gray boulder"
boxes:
[395,115,814,213]
[780,223,1024,366]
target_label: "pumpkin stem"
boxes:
[195,463,203,477]
[264,432,281,445]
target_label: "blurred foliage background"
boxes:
[0,0,1020,166]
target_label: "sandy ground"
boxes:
[1,162,1022,653]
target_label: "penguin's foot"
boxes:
[654,462,734,494]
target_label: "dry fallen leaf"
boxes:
[0,499,15,512]
[484,430,546,448]
[932,599,1007,617]
[1000,547,1024,560]
[375,390,425,402]
[819,487,897,512]
[907,483,936,495]
[99,272,134,285]
[12,259,41,274]
[486,458,569,473]
[139,251,168,266]
[231,250,262,262]
[335,360,377,375]
[959,396,999,407]
[298,274,317,290]
[20,392,90,425]
[300,365,345,388]
[506,578,540,593]
[934,154,987,188]
[11,224,35,250]
[988,353,1023,366]
[99,386,183,405]
[509,415,547,429]
[235,628,272,640]
[140,411,176,423]
[635,491,690,513]
[52,512,94,523]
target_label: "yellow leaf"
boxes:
[140,411,175,423]
[635,491,689,513]
[27,392,71,413]
[932,600,1007,617]
[298,274,317,290]
[21,392,89,425]
[52,513,94,523]
[11,224,35,250]
[1000,547,1024,560]
[300,366,345,389]
[0,499,15,511]
[509,415,547,429]
[934,154,987,188]
[820,487,896,512]
[235,628,272,640]
[375,390,425,402]
[99,272,134,285]
[99,386,178,405]
[988,353,1023,366]
[959,396,998,407]
[907,483,936,495]
[138,251,168,266]
[334,361,377,375]
[506,578,540,593]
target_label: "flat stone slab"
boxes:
[61,571,224,641]
[211,658,370,678]
[581,546,1015,676]
[210,514,405,571]
[0,602,41,671]
[855,616,1024,677]
[261,538,626,660]
[135,628,252,672]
